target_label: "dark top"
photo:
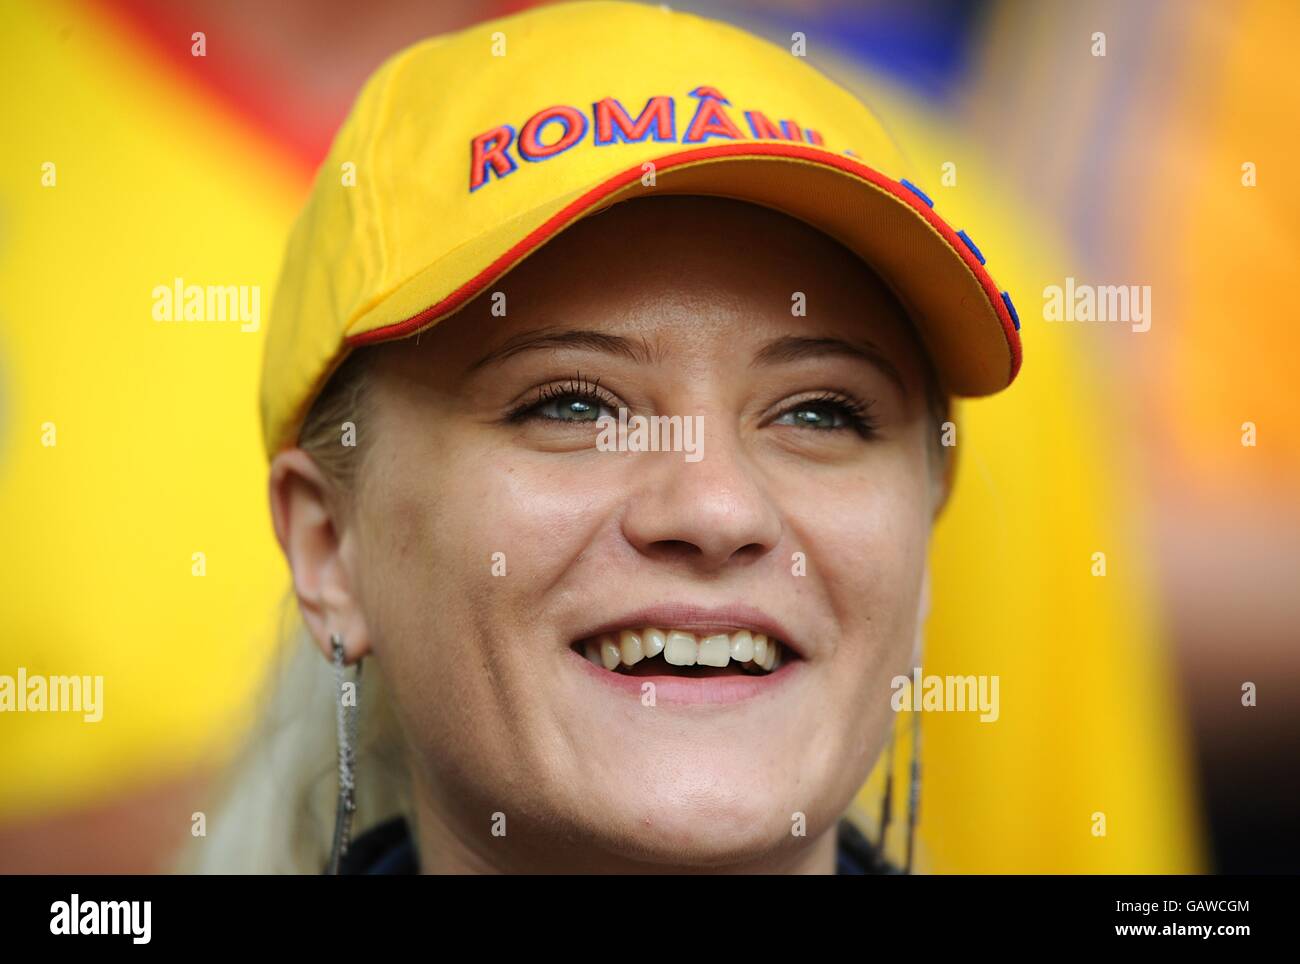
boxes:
[336,815,902,874]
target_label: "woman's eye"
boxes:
[775,404,847,430]
[526,393,614,423]
[773,402,851,430]
[771,395,878,437]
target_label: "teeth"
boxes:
[642,627,666,658]
[580,627,790,674]
[729,630,754,662]
[599,634,622,671]
[664,631,698,666]
[618,629,644,666]
[698,633,731,667]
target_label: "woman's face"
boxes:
[345,195,943,872]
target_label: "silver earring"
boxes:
[877,716,896,860]
[326,633,363,875]
[905,705,921,874]
[877,711,921,874]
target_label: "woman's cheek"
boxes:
[471,452,621,571]
[812,474,928,656]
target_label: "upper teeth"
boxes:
[582,628,785,673]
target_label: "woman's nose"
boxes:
[619,431,782,573]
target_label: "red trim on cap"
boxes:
[346,141,1022,384]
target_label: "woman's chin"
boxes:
[569,785,812,869]
[611,815,803,869]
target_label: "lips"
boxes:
[569,603,806,679]
[566,610,807,705]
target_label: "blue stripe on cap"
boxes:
[956,229,986,265]
[899,178,933,207]
[1001,291,1020,331]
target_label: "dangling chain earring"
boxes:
[898,570,929,873]
[326,632,363,875]
[877,708,922,874]
[877,716,896,860]
[905,704,921,874]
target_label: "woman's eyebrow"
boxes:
[468,327,653,371]
[752,335,906,394]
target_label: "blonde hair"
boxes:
[179,348,413,873]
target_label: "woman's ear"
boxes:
[268,448,372,665]
[925,389,959,521]
[930,438,957,522]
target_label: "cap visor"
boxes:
[346,141,1021,395]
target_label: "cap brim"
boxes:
[345,141,1021,396]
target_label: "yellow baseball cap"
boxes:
[259,0,1023,460]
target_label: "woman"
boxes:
[190,0,1021,874]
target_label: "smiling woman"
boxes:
[183,0,1022,875]
[351,195,943,719]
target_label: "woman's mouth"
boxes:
[571,628,792,678]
